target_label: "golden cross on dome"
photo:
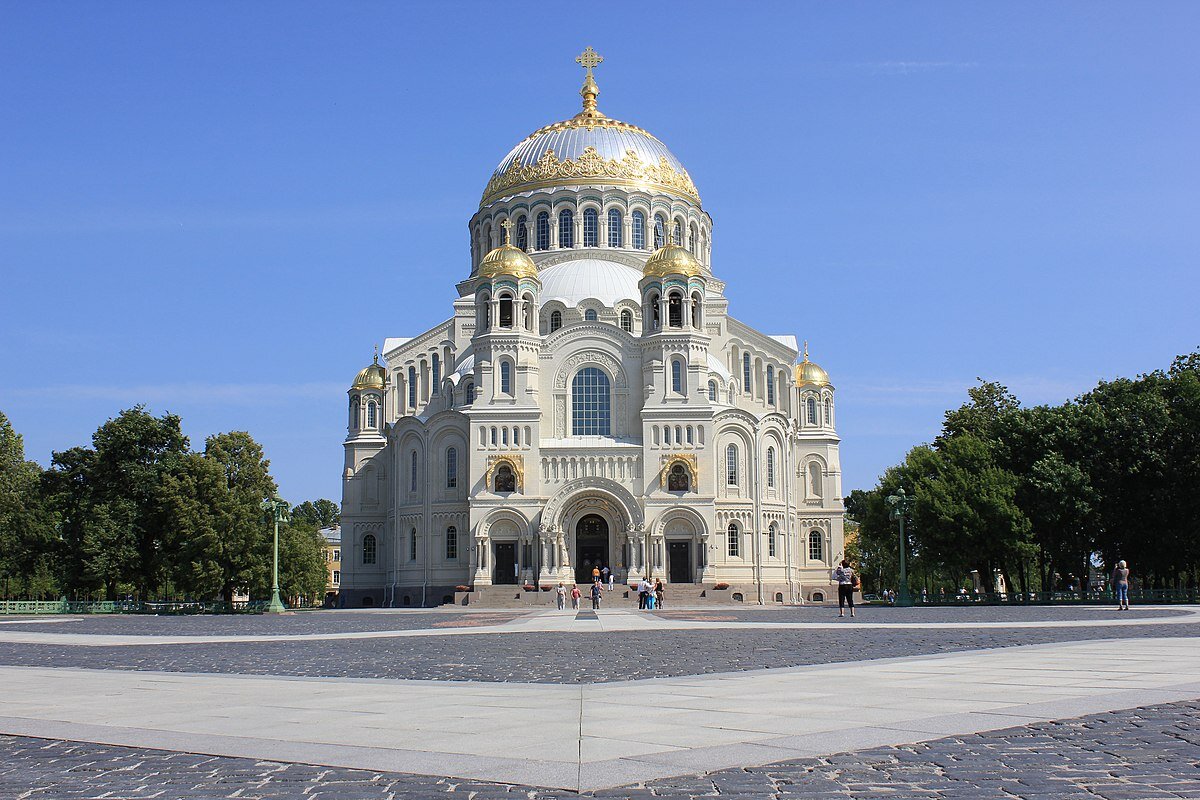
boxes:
[500,218,514,245]
[576,46,603,79]
[373,343,379,365]
[803,341,810,361]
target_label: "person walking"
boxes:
[601,565,610,588]
[590,580,603,610]
[556,583,566,611]
[570,584,581,610]
[833,559,857,618]
[592,565,601,584]
[1112,560,1131,610]
[654,579,665,610]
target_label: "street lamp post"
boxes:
[886,488,914,607]
[261,494,289,613]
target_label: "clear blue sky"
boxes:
[2,2,1197,504]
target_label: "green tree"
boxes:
[272,522,329,607]
[47,407,189,598]
[0,412,59,598]
[290,498,339,528]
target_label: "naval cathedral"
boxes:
[339,49,844,607]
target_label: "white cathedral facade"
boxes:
[340,50,844,607]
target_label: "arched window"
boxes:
[691,292,702,328]
[410,450,418,491]
[653,214,666,248]
[708,380,718,402]
[431,354,440,393]
[558,209,574,248]
[571,366,611,436]
[549,310,562,332]
[513,427,520,445]
[498,293,513,328]
[366,400,377,428]
[501,427,508,446]
[726,443,738,486]
[494,463,515,493]
[727,523,740,556]
[671,358,683,394]
[672,218,684,245]
[350,397,359,429]
[743,353,752,394]
[668,292,683,327]
[808,462,823,498]
[825,397,833,426]
[649,292,661,329]
[583,207,598,247]
[689,223,697,254]
[584,309,598,322]
[410,527,417,560]
[465,382,475,404]
[608,209,622,247]
[500,361,512,395]
[362,534,377,565]
[536,211,550,250]
[809,530,824,562]
[516,215,528,251]
[407,367,417,408]
[631,210,646,249]
[768,523,777,558]
[620,309,633,332]
[766,446,776,488]
[807,397,819,425]
[446,447,457,488]
[479,292,491,330]
[667,463,690,492]
[446,526,458,559]
[766,365,775,405]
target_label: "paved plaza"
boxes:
[0,606,1197,798]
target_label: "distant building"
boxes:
[320,525,341,607]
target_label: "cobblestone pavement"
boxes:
[0,610,525,637]
[1,700,1197,799]
[653,606,1188,624]
[1,623,1198,682]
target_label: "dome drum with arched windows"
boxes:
[339,48,845,609]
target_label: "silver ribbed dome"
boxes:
[480,116,700,208]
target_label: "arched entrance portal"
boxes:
[575,514,609,584]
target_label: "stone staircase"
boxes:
[453,583,775,608]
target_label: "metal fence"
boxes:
[0,600,273,615]
[893,589,1200,605]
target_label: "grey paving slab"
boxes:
[2,700,1198,798]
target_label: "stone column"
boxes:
[473,536,491,585]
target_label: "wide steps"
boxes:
[453,583,764,608]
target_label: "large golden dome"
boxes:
[479,48,700,209]
[478,242,538,280]
[643,240,703,279]
[794,343,831,387]
[352,353,387,390]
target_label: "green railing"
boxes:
[878,589,1200,605]
[0,599,276,615]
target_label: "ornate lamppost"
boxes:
[261,494,289,613]
[885,487,914,607]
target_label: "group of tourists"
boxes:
[550,570,665,612]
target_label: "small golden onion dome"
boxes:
[794,342,830,387]
[352,352,387,390]
[643,241,703,279]
[478,243,538,280]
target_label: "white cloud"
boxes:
[4,382,346,406]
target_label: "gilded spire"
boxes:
[373,343,379,365]
[500,218,515,245]
[575,46,604,117]
[803,340,809,362]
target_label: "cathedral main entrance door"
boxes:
[668,541,692,583]
[575,514,609,584]
[493,542,517,585]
